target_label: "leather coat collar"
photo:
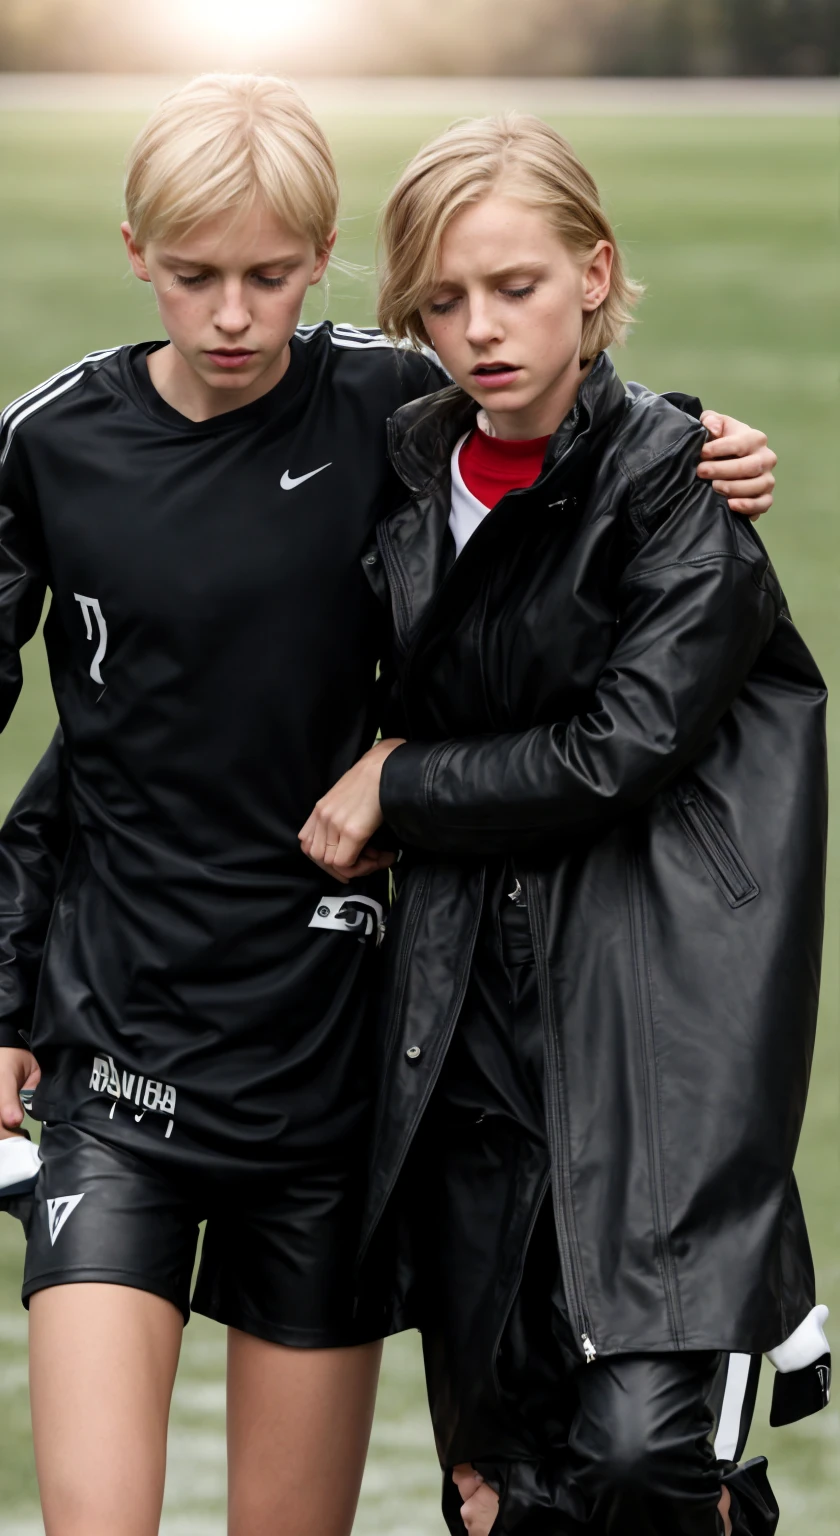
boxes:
[378,352,628,662]
[386,350,627,497]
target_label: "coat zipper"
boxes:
[627,849,684,1348]
[526,874,597,1363]
[672,783,759,908]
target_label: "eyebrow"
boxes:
[488,262,547,280]
[433,261,548,287]
[157,253,304,270]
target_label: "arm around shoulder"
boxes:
[381,423,782,854]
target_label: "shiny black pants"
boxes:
[418,898,776,1536]
[448,1353,728,1534]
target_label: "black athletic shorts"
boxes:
[22,1120,380,1348]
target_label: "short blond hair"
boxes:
[378,113,643,358]
[125,74,338,251]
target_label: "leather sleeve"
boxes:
[379,430,782,856]
[0,729,69,1049]
[660,390,703,420]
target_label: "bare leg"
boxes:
[226,1328,382,1536]
[29,1283,183,1536]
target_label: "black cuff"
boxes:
[769,1353,832,1426]
[379,740,442,842]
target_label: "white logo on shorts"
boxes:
[47,1194,85,1245]
[73,593,108,684]
[89,1054,176,1139]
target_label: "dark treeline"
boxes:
[0,0,836,75]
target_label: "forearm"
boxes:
[381,541,780,855]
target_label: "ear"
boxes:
[582,240,613,313]
[309,227,338,287]
[121,222,152,284]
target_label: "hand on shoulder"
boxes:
[697,412,777,521]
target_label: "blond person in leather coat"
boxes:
[300,116,828,1536]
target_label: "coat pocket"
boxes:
[671,783,759,908]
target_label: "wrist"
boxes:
[369,737,405,771]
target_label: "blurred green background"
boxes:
[0,107,836,1533]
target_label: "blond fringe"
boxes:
[124,74,339,251]
[378,113,644,357]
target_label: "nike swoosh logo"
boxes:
[280,463,332,490]
[134,1112,146,1123]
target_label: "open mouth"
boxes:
[471,362,521,387]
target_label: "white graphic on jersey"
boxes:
[73,594,108,684]
[309,895,384,944]
[90,1055,176,1140]
[47,1193,85,1245]
[280,463,331,490]
[816,1363,831,1403]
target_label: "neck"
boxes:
[482,354,592,441]
[147,342,292,423]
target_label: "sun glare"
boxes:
[177,0,323,49]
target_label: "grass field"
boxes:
[0,107,837,1533]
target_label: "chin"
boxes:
[203,366,260,389]
[474,386,531,409]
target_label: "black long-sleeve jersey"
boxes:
[0,325,444,1152]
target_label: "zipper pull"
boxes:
[581,1333,597,1364]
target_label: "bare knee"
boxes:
[227,1334,382,1536]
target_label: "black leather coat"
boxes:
[360,353,827,1364]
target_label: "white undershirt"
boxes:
[449,432,491,559]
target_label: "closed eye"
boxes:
[427,283,536,315]
[172,272,290,290]
[428,295,459,315]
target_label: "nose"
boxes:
[464,294,503,349]
[214,279,251,336]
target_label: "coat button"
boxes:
[364,553,378,565]
[405,1045,422,1061]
